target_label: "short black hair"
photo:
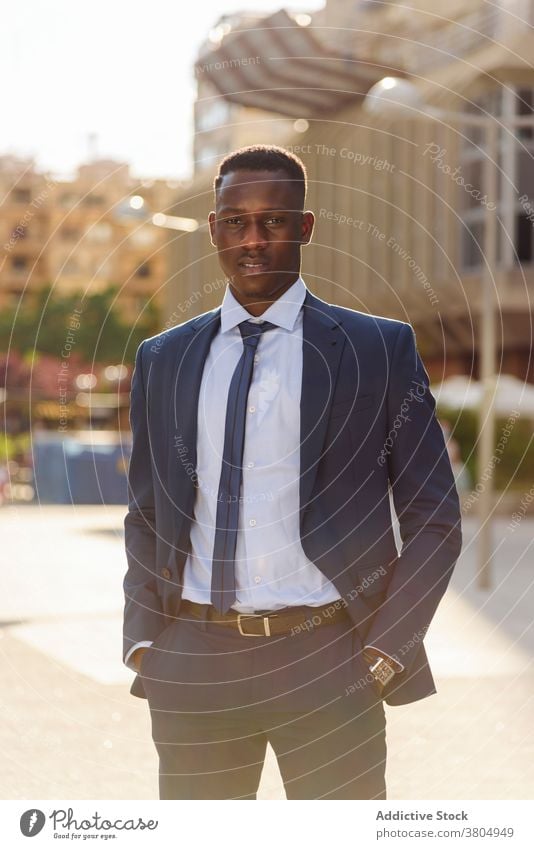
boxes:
[214,144,307,208]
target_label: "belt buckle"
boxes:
[237,613,272,637]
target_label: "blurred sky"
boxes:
[3,0,325,181]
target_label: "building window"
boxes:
[87,222,112,243]
[460,85,534,270]
[12,188,31,203]
[60,193,76,208]
[12,256,29,272]
[83,194,105,206]
[460,219,484,269]
[136,263,151,278]
[196,100,231,132]
[61,228,80,241]
[196,144,222,170]
[517,214,533,263]
[129,227,156,247]
[516,88,534,141]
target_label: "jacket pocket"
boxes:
[139,620,175,675]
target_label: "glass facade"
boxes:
[460,86,534,269]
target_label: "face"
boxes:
[208,168,314,314]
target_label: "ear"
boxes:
[208,211,217,247]
[300,210,315,246]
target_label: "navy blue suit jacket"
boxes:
[123,288,462,706]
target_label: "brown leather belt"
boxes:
[179,598,350,637]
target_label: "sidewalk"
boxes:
[0,506,532,799]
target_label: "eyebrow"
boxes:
[217,207,290,214]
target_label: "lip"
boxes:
[238,260,270,274]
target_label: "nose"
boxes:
[241,219,268,251]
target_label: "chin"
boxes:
[231,273,272,293]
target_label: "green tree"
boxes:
[0,284,159,365]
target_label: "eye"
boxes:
[265,217,284,225]
[224,217,242,225]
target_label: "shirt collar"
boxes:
[220,275,307,333]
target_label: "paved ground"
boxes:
[0,505,532,800]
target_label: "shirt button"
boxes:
[161,567,171,579]
[249,518,257,527]
[246,461,254,469]
[254,576,261,584]
[248,405,256,413]
[254,354,259,364]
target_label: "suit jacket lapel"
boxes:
[299,290,345,521]
[168,308,221,495]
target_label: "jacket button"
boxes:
[161,567,171,579]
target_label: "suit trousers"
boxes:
[138,605,387,800]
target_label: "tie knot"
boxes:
[238,319,277,347]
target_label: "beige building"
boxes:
[167,0,534,382]
[0,155,178,320]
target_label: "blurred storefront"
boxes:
[32,430,131,505]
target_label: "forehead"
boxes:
[216,169,299,211]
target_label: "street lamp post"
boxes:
[478,120,499,588]
[363,77,502,587]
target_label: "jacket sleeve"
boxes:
[122,340,167,664]
[364,323,462,674]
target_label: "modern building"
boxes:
[194,11,298,173]
[166,0,534,383]
[0,155,178,321]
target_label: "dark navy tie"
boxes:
[210,319,277,613]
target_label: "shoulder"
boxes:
[306,288,410,335]
[336,303,409,333]
[137,305,221,361]
[321,297,413,347]
[327,302,422,380]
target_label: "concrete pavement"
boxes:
[0,505,532,799]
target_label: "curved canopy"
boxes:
[195,9,390,118]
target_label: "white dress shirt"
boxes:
[181,275,340,612]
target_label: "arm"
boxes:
[364,323,462,676]
[122,341,167,666]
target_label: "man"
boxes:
[123,144,462,800]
